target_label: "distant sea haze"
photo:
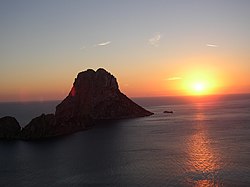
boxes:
[0,93,250,186]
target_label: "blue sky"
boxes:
[1,0,250,101]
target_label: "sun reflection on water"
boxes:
[185,104,222,186]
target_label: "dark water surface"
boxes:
[0,94,250,186]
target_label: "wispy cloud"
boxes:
[148,33,162,47]
[166,77,182,81]
[97,41,111,46]
[206,44,218,48]
[80,41,111,50]
[80,46,86,50]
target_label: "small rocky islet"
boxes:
[0,68,153,140]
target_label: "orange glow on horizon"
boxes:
[1,62,250,102]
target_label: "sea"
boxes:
[0,94,250,187]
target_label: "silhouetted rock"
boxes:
[55,68,153,127]
[21,114,56,139]
[1,68,153,140]
[21,113,93,139]
[163,110,173,114]
[0,116,21,139]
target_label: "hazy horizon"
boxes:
[1,0,250,102]
[0,92,250,104]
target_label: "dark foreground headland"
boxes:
[0,68,153,140]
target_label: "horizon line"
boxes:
[1,92,250,103]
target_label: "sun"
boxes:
[193,83,205,92]
[183,79,213,96]
[190,82,209,95]
[180,68,218,96]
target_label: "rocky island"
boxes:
[0,68,153,139]
[0,116,21,139]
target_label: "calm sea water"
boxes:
[0,94,250,186]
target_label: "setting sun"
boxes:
[180,70,218,96]
[188,81,211,95]
[179,66,221,96]
[193,83,205,93]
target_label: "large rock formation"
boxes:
[55,68,153,125]
[0,116,21,139]
[0,68,153,139]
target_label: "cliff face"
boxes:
[55,68,153,125]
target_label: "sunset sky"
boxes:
[1,0,250,101]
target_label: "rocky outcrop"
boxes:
[163,110,173,114]
[0,116,21,139]
[55,68,153,126]
[0,68,153,140]
[21,114,56,139]
[21,113,93,139]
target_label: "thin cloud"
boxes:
[97,41,111,46]
[166,77,182,81]
[80,46,86,50]
[206,44,218,48]
[80,41,111,50]
[148,33,162,47]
